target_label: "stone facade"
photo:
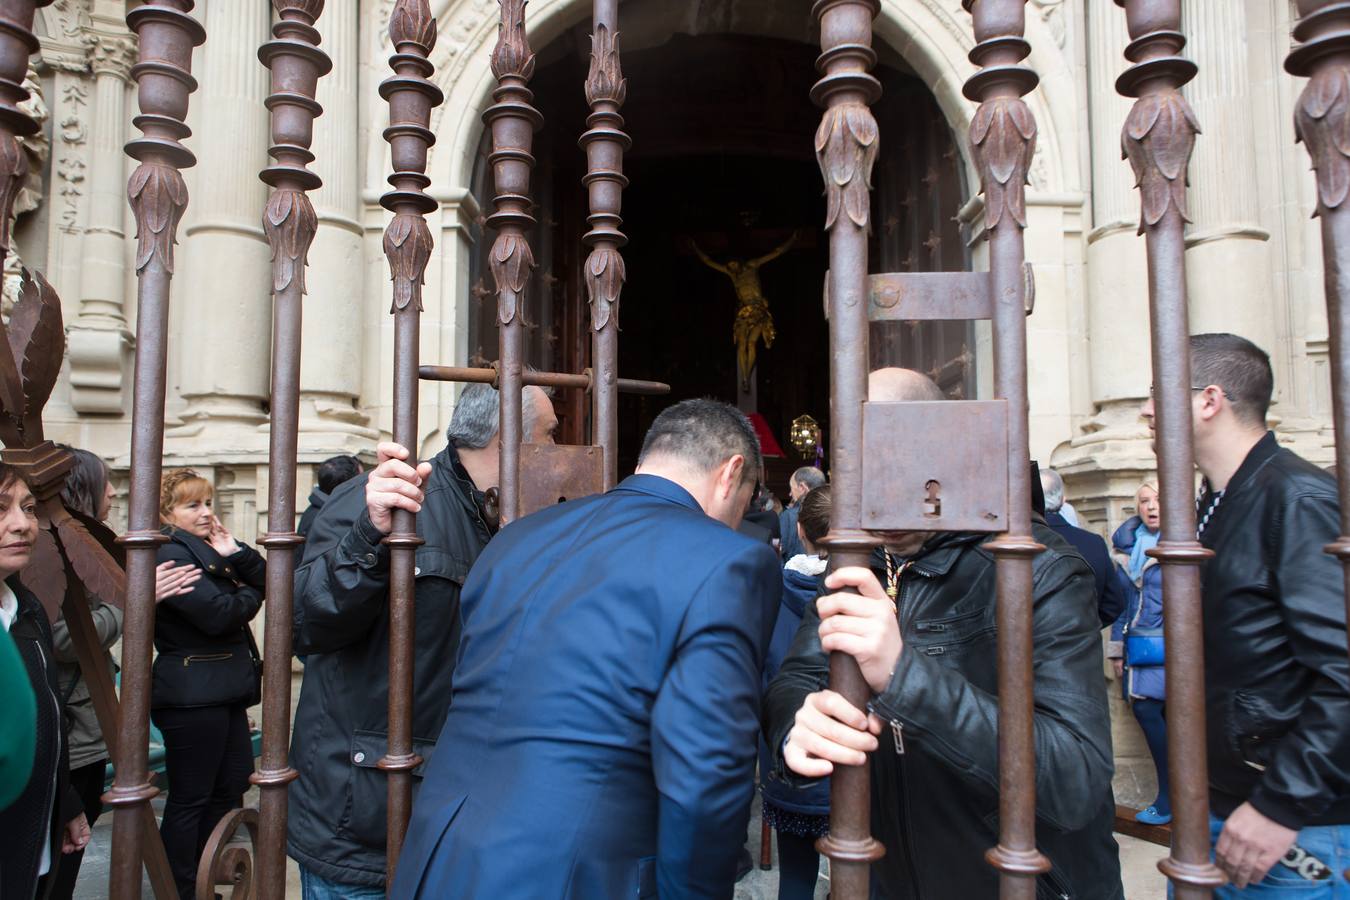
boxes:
[24,2,1326,555]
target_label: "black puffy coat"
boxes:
[152,528,265,710]
[764,525,1123,900]
[287,444,493,888]
[0,577,82,900]
[1198,431,1350,829]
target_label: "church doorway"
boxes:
[464,24,972,492]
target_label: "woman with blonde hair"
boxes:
[1107,482,1170,825]
[153,469,265,899]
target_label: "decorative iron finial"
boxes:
[491,0,534,82]
[811,0,881,232]
[1288,1,1350,216]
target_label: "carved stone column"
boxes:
[172,0,272,436]
[299,0,373,448]
[1180,0,1277,356]
[1053,1,1158,523]
[67,28,135,415]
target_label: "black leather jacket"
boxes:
[1198,432,1350,829]
[764,525,1123,900]
[287,444,494,888]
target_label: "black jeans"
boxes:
[46,758,109,900]
[152,704,253,900]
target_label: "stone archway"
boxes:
[366,0,1087,462]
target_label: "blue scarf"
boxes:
[1128,521,1160,581]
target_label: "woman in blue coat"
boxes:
[760,485,831,900]
[1107,483,1170,825]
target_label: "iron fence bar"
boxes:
[486,0,541,522]
[252,3,331,897]
[582,0,628,490]
[810,2,886,897]
[960,2,1047,897]
[111,4,206,898]
[1114,2,1225,895]
[1288,1,1350,665]
[419,364,668,396]
[378,0,440,879]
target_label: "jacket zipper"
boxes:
[183,652,232,666]
[890,564,924,899]
[36,640,60,881]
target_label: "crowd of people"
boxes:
[0,333,1346,899]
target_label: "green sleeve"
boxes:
[0,628,35,809]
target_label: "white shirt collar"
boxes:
[0,582,16,632]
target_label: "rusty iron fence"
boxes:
[0,0,1341,898]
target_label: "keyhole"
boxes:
[923,480,942,518]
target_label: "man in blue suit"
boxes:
[391,399,782,900]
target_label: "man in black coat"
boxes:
[1144,334,1350,891]
[763,369,1122,900]
[296,455,362,537]
[1040,467,1126,626]
[286,383,557,895]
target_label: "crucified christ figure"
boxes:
[691,230,799,392]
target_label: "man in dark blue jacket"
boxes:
[391,399,781,900]
[1040,467,1125,625]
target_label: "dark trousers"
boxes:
[1132,698,1171,816]
[152,704,253,900]
[46,759,109,900]
[776,830,822,900]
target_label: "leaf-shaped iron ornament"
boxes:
[491,0,534,82]
[264,189,319,294]
[585,23,626,107]
[27,525,67,622]
[1121,89,1200,233]
[384,213,433,313]
[585,247,625,332]
[273,0,326,19]
[814,102,879,230]
[969,97,1037,232]
[7,269,64,439]
[491,232,536,325]
[1295,65,1350,216]
[128,162,190,274]
[53,507,128,610]
[388,0,436,51]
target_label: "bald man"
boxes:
[763,368,1123,900]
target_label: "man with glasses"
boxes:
[1141,333,1350,894]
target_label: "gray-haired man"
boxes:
[779,466,826,561]
[287,382,557,896]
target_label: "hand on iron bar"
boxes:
[1215,802,1299,888]
[783,690,883,778]
[366,441,433,535]
[153,560,201,602]
[816,566,903,694]
[62,812,89,854]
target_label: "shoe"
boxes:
[1135,805,1172,826]
[735,846,753,882]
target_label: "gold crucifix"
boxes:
[691,230,799,391]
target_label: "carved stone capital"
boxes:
[814,101,879,230]
[1295,66,1350,216]
[585,23,625,108]
[585,247,624,332]
[127,162,189,274]
[490,0,534,82]
[383,212,432,312]
[87,31,136,78]
[490,231,535,325]
[969,97,1037,232]
[263,189,318,294]
[1121,88,1200,232]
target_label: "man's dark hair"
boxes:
[317,455,363,495]
[638,399,762,485]
[1189,333,1274,426]
[791,466,826,492]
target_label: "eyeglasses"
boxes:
[1147,384,1232,399]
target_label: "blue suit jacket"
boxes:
[391,474,781,900]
